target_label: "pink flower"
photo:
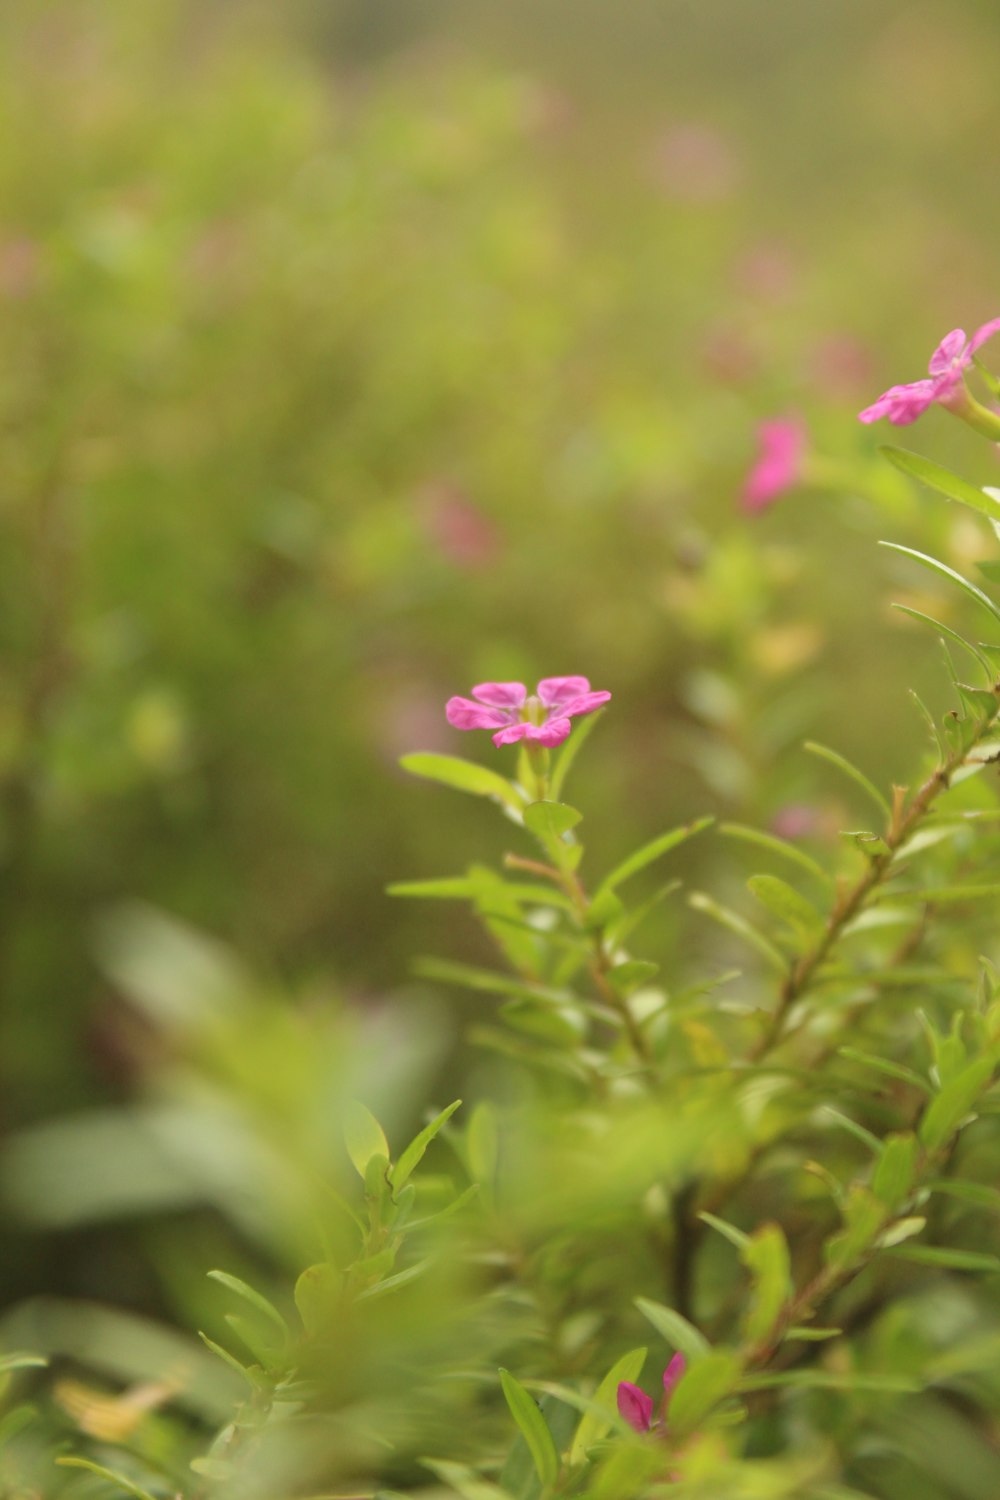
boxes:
[617,1354,687,1435]
[859,318,1000,426]
[446,677,611,750]
[742,418,806,514]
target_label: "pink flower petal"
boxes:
[536,676,591,709]
[617,1381,653,1433]
[446,696,511,731]
[928,328,966,374]
[553,690,612,720]
[859,379,937,426]
[532,717,572,747]
[492,722,531,747]
[967,316,1000,356]
[662,1353,687,1403]
[742,418,805,512]
[472,681,527,709]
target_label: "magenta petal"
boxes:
[742,418,805,510]
[533,717,572,747]
[492,722,531,747]
[928,328,966,374]
[662,1353,687,1404]
[967,316,1000,357]
[536,676,591,709]
[885,379,938,424]
[472,681,527,709]
[617,1382,653,1433]
[446,696,510,731]
[555,690,612,720]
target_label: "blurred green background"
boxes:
[2,0,1000,1371]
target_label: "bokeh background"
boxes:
[3,0,1000,1458]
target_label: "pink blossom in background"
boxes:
[771,803,820,841]
[651,123,738,203]
[617,1354,687,1435]
[742,418,806,514]
[446,676,610,750]
[859,318,1000,426]
[810,333,876,399]
[420,483,501,571]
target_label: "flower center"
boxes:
[522,694,544,726]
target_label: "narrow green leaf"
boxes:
[606,960,659,996]
[872,1132,919,1210]
[399,752,521,811]
[747,874,824,938]
[888,883,1000,904]
[634,1297,711,1363]
[822,1107,882,1155]
[880,541,1000,630]
[838,1048,930,1094]
[718,822,830,887]
[55,1459,159,1500]
[498,1369,561,1487]
[880,446,1000,523]
[926,1178,1000,1213]
[740,1223,791,1346]
[414,957,571,1006]
[198,1330,264,1390]
[687,891,787,973]
[207,1270,289,1338]
[876,1215,926,1249]
[892,604,994,677]
[523,800,583,841]
[597,816,714,897]
[294,1263,343,1335]
[549,710,603,801]
[785,1326,842,1343]
[391,1100,462,1192]
[668,1350,742,1435]
[920,1056,996,1151]
[0,1352,47,1376]
[343,1101,391,1180]
[698,1210,750,1251]
[466,1101,499,1187]
[803,741,890,819]
[886,1245,1000,1273]
[569,1347,647,1463]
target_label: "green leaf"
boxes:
[549,710,603,801]
[886,1245,1000,1273]
[925,1178,1000,1213]
[880,446,1000,523]
[391,1100,462,1192]
[888,883,1000,904]
[343,1100,391,1180]
[667,1350,742,1435]
[747,874,824,939]
[294,1263,343,1336]
[55,1459,160,1500]
[198,1331,265,1390]
[523,800,583,841]
[822,1107,881,1155]
[872,1132,919,1210]
[634,1297,711,1363]
[803,741,890,819]
[399,752,521,811]
[920,1056,997,1151]
[876,1215,926,1249]
[740,1223,791,1346]
[0,1352,46,1376]
[717,822,831,888]
[597,816,714,897]
[880,541,1000,631]
[498,1368,561,1488]
[838,1048,930,1095]
[698,1210,750,1251]
[583,887,625,933]
[606,960,659,996]
[892,604,994,678]
[206,1270,289,1339]
[785,1326,842,1343]
[569,1346,647,1463]
[687,891,787,973]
